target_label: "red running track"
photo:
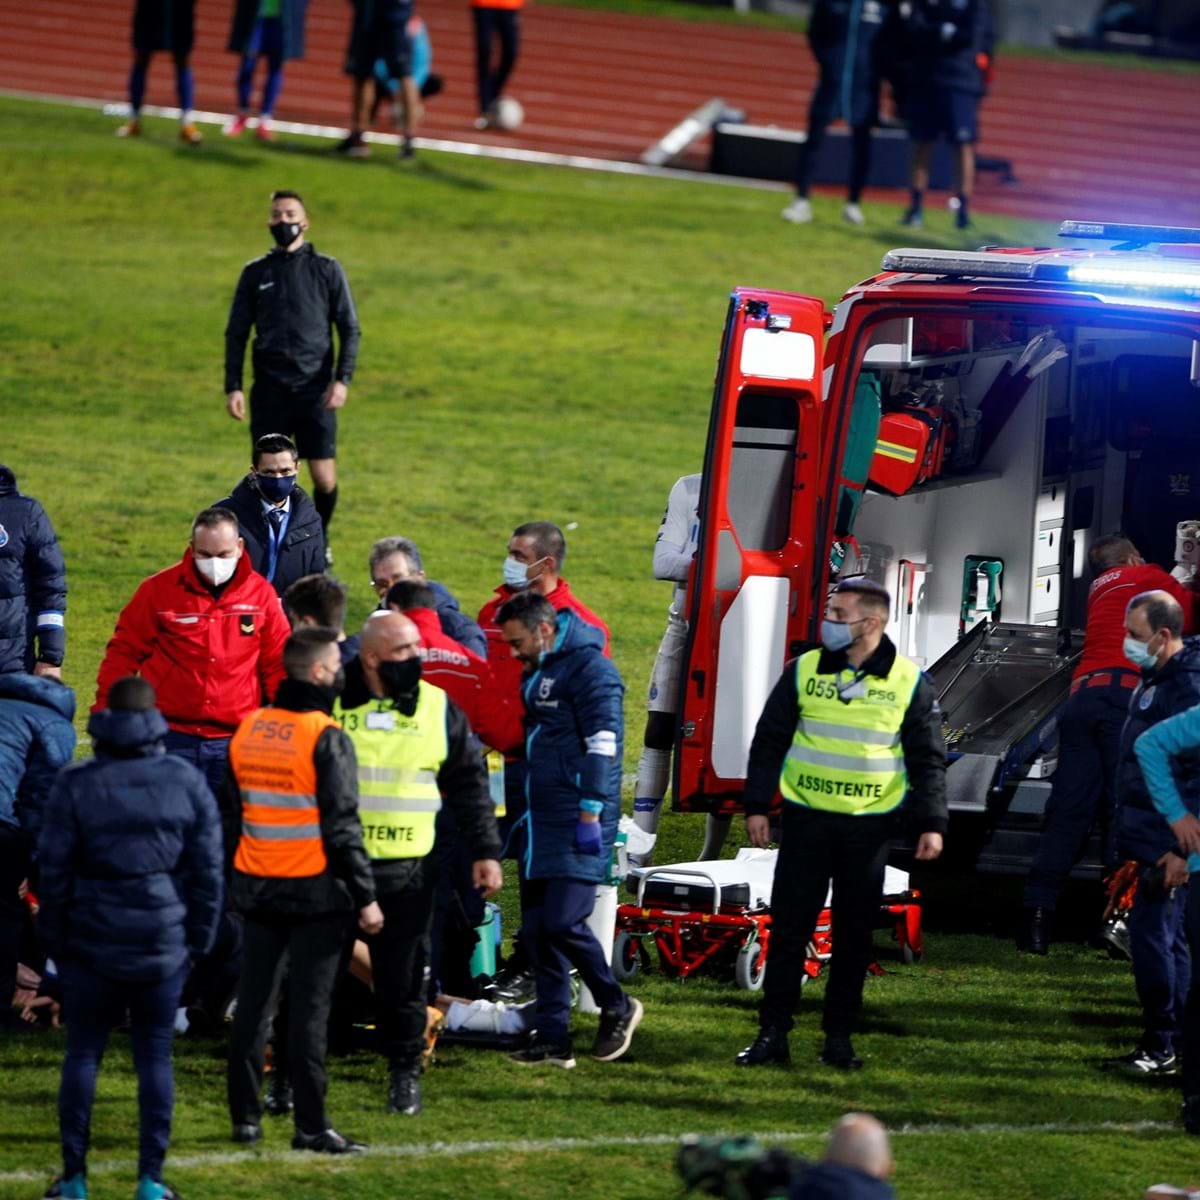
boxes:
[1,0,1198,225]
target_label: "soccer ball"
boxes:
[491,96,524,131]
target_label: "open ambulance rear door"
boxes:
[673,289,829,815]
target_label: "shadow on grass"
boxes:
[268,139,497,192]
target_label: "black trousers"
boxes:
[473,7,519,115]
[759,805,891,1037]
[227,912,346,1134]
[366,866,438,1071]
[1025,682,1129,911]
[0,824,30,1012]
[794,77,874,202]
[1183,879,1200,1099]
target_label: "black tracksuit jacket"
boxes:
[224,242,361,393]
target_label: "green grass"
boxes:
[1,96,1191,1200]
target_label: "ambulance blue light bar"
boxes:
[1066,259,1200,292]
[881,249,1036,279]
[1059,220,1200,245]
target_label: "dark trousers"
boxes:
[430,832,486,996]
[794,77,874,201]
[523,877,625,1045]
[0,823,30,1010]
[228,913,345,1134]
[759,805,891,1037]
[58,960,186,1182]
[163,731,231,801]
[365,868,438,1070]
[1025,683,1129,911]
[1183,879,1200,1098]
[473,7,520,115]
[1130,880,1191,1057]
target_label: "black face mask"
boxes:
[270,220,302,248]
[378,658,422,707]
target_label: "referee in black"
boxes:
[224,189,360,555]
[735,578,947,1072]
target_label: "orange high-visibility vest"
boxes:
[231,707,338,878]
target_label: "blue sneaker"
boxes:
[44,1176,87,1199]
[133,1177,181,1200]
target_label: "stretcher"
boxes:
[614,848,922,991]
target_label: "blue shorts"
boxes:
[906,87,979,145]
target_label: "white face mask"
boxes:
[195,554,238,587]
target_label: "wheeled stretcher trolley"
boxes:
[613,849,922,991]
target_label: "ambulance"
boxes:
[675,221,1200,873]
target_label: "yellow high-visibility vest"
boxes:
[779,649,921,817]
[334,682,448,859]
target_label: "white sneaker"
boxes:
[781,197,813,224]
[843,203,865,226]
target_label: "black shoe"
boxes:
[387,1065,422,1115]
[1183,1095,1200,1135]
[485,966,537,1004]
[900,206,924,229]
[334,133,369,159]
[735,1026,790,1067]
[399,136,415,160]
[290,1128,367,1154]
[821,1034,864,1071]
[1020,907,1050,955]
[264,1075,293,1117]
[42,1178,87,1199]
[591,996,644,1062]
[231,1123,262,1144]
[509,1038,576,1069]
[1100,1047,1178,1076]
[955,205,971,230]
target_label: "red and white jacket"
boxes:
[94,549,288,738]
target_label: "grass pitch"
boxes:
[1,97,1195,1199]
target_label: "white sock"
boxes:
[180,109,192,126]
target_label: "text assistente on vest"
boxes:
[737,578,947,1073]
[333,611,503,1117]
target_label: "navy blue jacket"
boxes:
[214,475,326,598]
[901,0,994,95]
[1116,638,1200,864]
[0,673,76,839]
[228,0,309,60]
[792,1162,896,1200]
[37,708,224,983]
[520,611,624,884]
[809,0,897,127]
[428,581,487,658]
[0,465,67,673]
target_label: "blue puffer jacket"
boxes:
[1115,638,1200,864]
[901,0,994,95]
[520,611,624,884]
[0,464,67,674]
[37,707,224,983]
[428,580,487,658]
[808,0,896,127]
[0,673,76,839]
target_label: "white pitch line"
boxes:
[0,87,789,194]
[0,1120,1178,1185]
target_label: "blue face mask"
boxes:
[1124,635,1159,672]
[503,556,533,590]
[820,619,856,652]
[257,473,296,503]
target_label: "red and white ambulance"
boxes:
[675,222,1200,872]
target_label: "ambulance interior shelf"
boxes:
[927,621,1083,811]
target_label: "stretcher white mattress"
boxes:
[634,848,910,910]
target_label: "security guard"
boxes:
[337,611,503,1116]
[735,577,946,1072]
[224,628,381,1156]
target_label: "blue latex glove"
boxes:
[575,817,603,855]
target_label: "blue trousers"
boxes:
[523,877,625,1045]
[58,960,186,1182]
[1183,879,1200,1098]
[1025,683,1129,910]
[1130,879,1191,1056]
[163,731,230,800]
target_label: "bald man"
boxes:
[336,611,503,1116]
[792,1113,896,1199]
